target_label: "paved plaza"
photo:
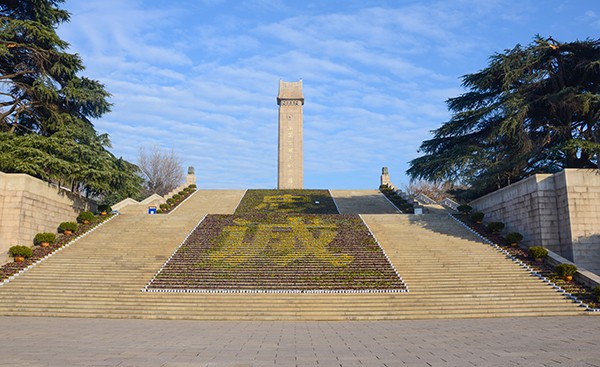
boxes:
[1,316,599,367]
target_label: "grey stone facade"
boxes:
[470,169,600,274]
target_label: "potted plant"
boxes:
[487,221,505,234]
[9,245,32,262]
[457,205,472,214]
[59,222,78,236]
[470,212,484,224]
[77,211,95,224]
[97,204,111,216]
[505,232,523,247]
[555,263,578,282]
[34,232,56,248]
[528,246,548,262]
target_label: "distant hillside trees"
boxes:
[0,0,141,201]
[407,36,600,200]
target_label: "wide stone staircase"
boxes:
[0,190,587,320]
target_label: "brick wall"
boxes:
[0,172,96,264]
[470,169,600,274]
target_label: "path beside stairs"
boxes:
[0,190,587,320]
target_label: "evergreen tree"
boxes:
[0,0,141,201]
[407,36,600,199]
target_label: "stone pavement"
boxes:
[1,316,599,367]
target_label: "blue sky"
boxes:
[57,0,600,189]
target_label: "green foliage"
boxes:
[470,212,484,223]
[555,263,578,277]
[76,211,95,223]
[457,205,472,214]
[58,221,77,232]
[487,221,505,234]
[408,36,600,199]
[166,198,175,205]
[97,204,111,213]
[379,187,414,214]
[0,1,142,201]
[594,286,600,303]
[172,194,182,201]
[9,245,32,258]
[528,246,548,260]
[34,232,56,245]
[505,232,523,244]
[159,203,170,210]
[189,184,197,189]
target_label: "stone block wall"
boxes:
[470,169,600,274]
[562,170,600,272]
[0,172,96,264]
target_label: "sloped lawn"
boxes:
[147,213,406,292]
[235,189,339,214]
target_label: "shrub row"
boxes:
[159,184,197,213]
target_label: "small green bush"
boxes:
[593,286,600,303]
[59,222,78,233]
[172,194,182,201]
[528,246,548,260]
[77,211,95,223]
[189,184,197,189]
[471,212,484,223]
[178,190,185,196]
[9,245,32,258]
[159,203,170,210]
[505,232,523,244]
[457,205,472,214]
[34,233,56,245]
[487,221,505,234]
[555,263,578,277]
[167,198,176,205]
[97,204,112,213]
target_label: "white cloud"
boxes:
[55,0,599,189]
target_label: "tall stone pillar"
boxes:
[277,80,304,189]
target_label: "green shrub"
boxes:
[189,184,197,189]
[178,190,185,196]
[457,205,472,214]
[159,203,170,210]
[77,211,95,223]
[167,198,176,205]
[505,232,523,244]
[487,221,505,234]
[59,222,78,233]
[172,194,182,201]
[97,204,112,213]
[528,246,548,260]
[9,245,32,258]
[34,233,56,245]
[471,212,484,223]
[593,286,600,303]
[555,263,578,277]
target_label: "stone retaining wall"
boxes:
[0,172,95,264]
[470,169,600,274]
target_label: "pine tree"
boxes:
[407,36,600,199]
[0,0,141,201]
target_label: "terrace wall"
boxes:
[0,172,95,264]
[470,169,600,274]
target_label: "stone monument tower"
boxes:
[277,80,304,189]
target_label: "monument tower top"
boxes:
[277,80,304,105]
